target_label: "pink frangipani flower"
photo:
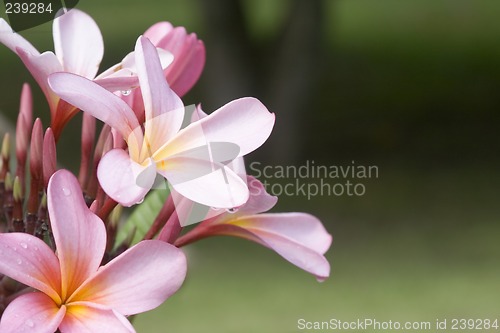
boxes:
[175,176,332,281]
[48,36,275,209]
[0,9,171,139]
[0,170,187,332]
[0,9,104,138]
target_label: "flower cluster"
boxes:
[0,9,332,332]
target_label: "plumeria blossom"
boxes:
[175,176,332,281]
[0,170,187,332]
[0,9,175,139]
[48,36,275,208]
[0,9,104,138]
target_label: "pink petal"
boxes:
[69,240,186,315]
[154,97,275,162]
[94,76,140,94]
[157,27,205,97]
[0,292,65,333]
[208,213,332,280]
[234,213,332,255]
[17,49,62,115]
[60,303,134,333]
[0,234,61,303]
[0,18,40,56]
[143,21,174,45]
[135,36,184,154]
[159,156,249,209]
[53,9,103,79]
[97,149,156,207]
[48,72,141,141]
[47,170,107,300]
[235,176,278,215]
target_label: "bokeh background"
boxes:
[1,0,500,332]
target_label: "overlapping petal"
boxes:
[159,156,249,209]
[135,36,184,155]
[53,8,103,79]
[48,72,141,141]
[17,49,62,113]
[47,170,107,300]
[0,234,61,302]
[97,149,156,206]
[70,240,186,315]
[0,293,66,333]
[153,97,275,161]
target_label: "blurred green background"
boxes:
[1,0,500,332]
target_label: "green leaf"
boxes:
[114,188,170,248]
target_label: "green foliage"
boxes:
[114,189,170,248]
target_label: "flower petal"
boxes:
[60,303,134,333]
[159,156,249,209]
[53,9,103,79]
[48,72,141,140]
[143,21,173,45]
[233,213,332,255]
[93,76,140,94]
[0,292,65,333]
[97,149,156,207]
[154,97,275,161]
[69,240,186,315]
[235,176,278,215]
[156,27,205,97]
[47,170,107,300]
[0,18,40,56]
[0,234,61,302]
[135,36,184,154]
[200,213,332,280]
[17,50,62,115]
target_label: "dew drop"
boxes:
[25,319,34,328]
[121,90,131,96]
[34,246,39,251]
[226,207,238,213]
[20,242,28,249]
[16,258,22,265]
[62,187,71,196]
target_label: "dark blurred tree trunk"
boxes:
[199,0,326,165]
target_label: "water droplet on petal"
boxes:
[226,207,238,213]
[62,187,71,196]
[121,90,131,96]
[34,246,39,251]
[16,258,22,265]
[25,319,34,328]
[20,242,28,249]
